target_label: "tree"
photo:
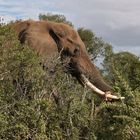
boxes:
[39,13,73,26]
[77,28,112,61]
[102,48,140,91]
[113,52,140,91]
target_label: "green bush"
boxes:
[0,24,140,140]
[0,25,96,140]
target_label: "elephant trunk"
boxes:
[80,74,125,100]
[72,55,125,101]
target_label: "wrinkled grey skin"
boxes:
[13,20,113,94]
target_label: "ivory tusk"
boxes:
[81,74,125,100]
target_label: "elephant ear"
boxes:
[49,25,80,57]
[13,21,31,44]
[49,26,67,52]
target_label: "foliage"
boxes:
[99,47,140,140]
[102,46,140,91]
[39,13,73,27]
[0,14,140,140]
[0,24,97,140]
[112,52,140,91]
[93,63,140,140]
[77,28,112,61]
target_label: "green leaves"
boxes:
[0,16,140,140]
[0,24,96,139]
[39,13,73,27]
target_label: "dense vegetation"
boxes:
[0,14,140,140]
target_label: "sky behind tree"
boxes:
[0,0,140,56]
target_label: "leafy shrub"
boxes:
[0,24,140,140]
[0,24,96,140]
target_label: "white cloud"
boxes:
[0,0,59,20]
[2,15,16,23]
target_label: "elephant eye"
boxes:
[67,38,74,44]
[58,33,63,38]
[74,47,80,56]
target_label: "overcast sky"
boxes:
[0,0,140,56]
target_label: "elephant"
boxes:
[13,20,124,101]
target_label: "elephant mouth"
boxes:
[79,74,125,101]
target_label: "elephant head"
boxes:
[13,20,124,101]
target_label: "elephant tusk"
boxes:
[81,74,125,100]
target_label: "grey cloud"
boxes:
[54,0,140,55]
[113,46,140,56]
[103,25,140,46]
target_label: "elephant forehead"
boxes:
[57,30,67,37]
[56,23,78,38]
